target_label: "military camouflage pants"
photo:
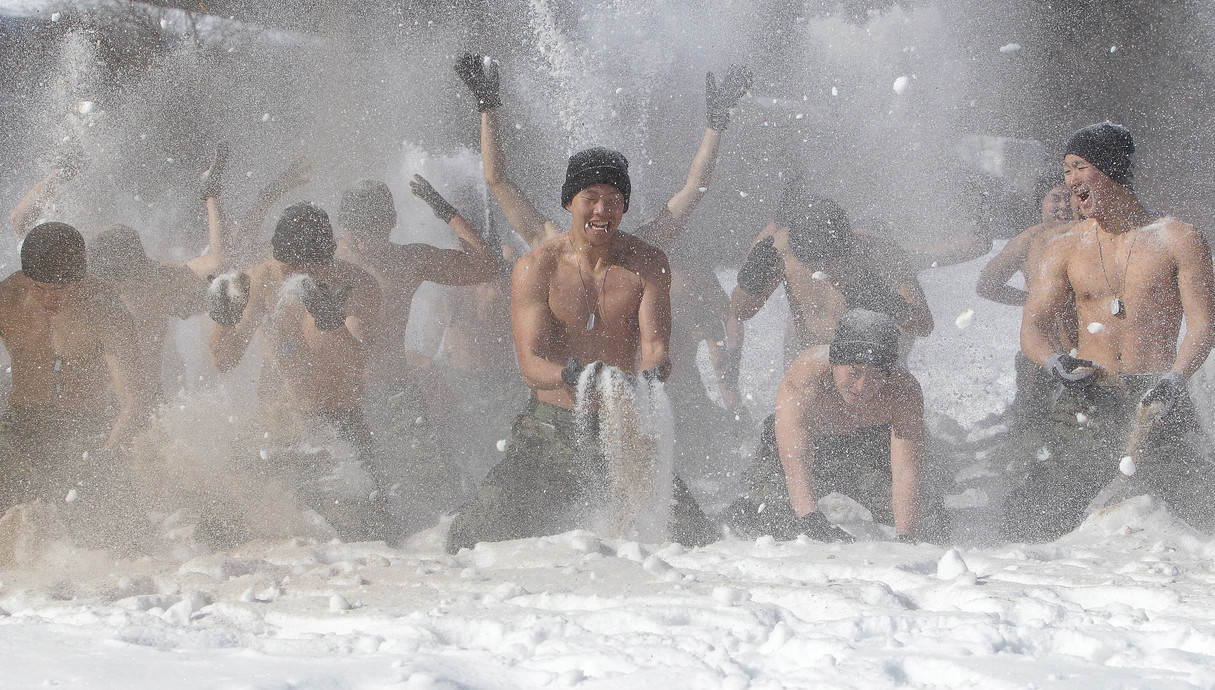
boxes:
[1002,374,1209,542]
[447,398,716,553]
[727,414,949,541]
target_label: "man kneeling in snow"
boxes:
[727,309,947,543]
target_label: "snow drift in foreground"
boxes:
[3,498,1215,689]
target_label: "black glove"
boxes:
[200,141,230,199]
[208,272,250,327]
[642,363,670,384]
[410,174,458,223]
[561,357,584,388]
[300,280,351,332]
[797,511,855,543]
[1140,371,1186,418]
[706,64,753,131]
[737,236,779,295]
[455,52,502,112]
[1045,352,1097,386]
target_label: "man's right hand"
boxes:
[797,512,855,543]
[300,280,351,332]
[1045,352,1098,386]
[455,52,502,112]
[706,64,753,131]
[208,271,250,327]
[561,357,584,388]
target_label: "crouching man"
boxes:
[727,309,946,542]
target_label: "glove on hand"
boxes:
[1045,352,1097,386]
[561,356,584,388]
[410,174,458,223]
[641,363,670,384]
[208,271,250,327]
[1140,371,1186,418]
[797,511,855,543]
[200,142,230,199]
[455,52,502,112]
[300,279,351,332]
[706,64,753,131]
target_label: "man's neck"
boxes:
[568,229,612,267]
[1094,189,1154,235]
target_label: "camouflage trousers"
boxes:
[447,398,716,553]
[727,414,949,541]
[1001,374,1209,542]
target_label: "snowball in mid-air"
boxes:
[65,489,78,503]
[1120,456,1137,476]
[1087,322,1106,334]
[892,76,911,95]
[811,271,829,281]
[955,309,975,329]
[496,439,508,452]
[999,43,1022,53]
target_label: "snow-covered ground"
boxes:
[5,254,1215,689]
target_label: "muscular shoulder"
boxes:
[780,346,832,394]
[614,233,670,278]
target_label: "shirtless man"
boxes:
[447,149,717,552]
[726,310,940,542]
[1011,121,1215,541]
[721,185,933,409]
[208,201,390,541]
[336,176,498,506]
[976,178,1078,431]
[454,53,752,494]
[0,222,147,515]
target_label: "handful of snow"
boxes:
[892,76,910,95]
[1120,455,1137,477]
[954,309,975,329]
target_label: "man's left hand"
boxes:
[1141,371,1186,418]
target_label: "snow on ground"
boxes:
[5,253,1215,689]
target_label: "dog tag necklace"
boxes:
[572,238,609,330]
[1095,227,1138,318]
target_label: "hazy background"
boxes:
[2,0,1214,269]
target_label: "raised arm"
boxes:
[408,173,500,285]
[456,53,559,247]
[638,65,752,251]
[187,142,231,278]
[230,156,314,263]
[1168,224,1215,378]
[976,230,1034,306]
[11,157,81,237]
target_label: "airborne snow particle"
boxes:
[811,271,829,281]
[892,76,910,95]
[261,113,271,122]
[955,309,975,329]
[999,43,1022,53]
[1120,456,1137,476]
[1087,322,1106,334]
[496,439,507,452]
[65,489,78,503]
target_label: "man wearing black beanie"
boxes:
[1012,122,1215,541]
